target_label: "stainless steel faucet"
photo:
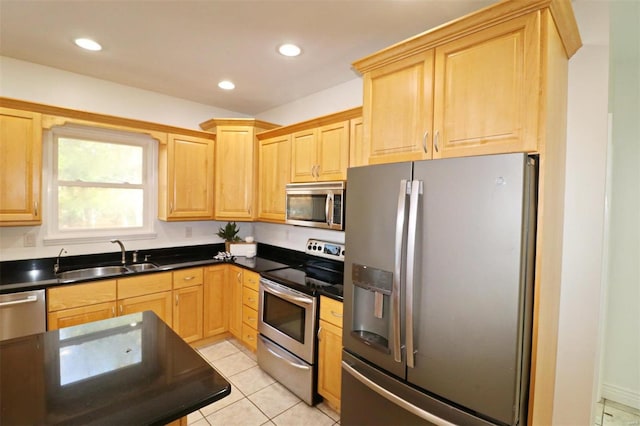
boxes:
[110,239,126,265]
[54,248,67,273]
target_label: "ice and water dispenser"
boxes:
[350,263,394,354]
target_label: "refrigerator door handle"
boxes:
[393,179,409,363]
[342,361,457,426]
[405,180,422,368]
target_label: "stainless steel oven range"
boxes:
[258,239,344,405]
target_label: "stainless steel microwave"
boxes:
[285,181,345,230]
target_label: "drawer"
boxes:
[242,287,259,311]
[47,280,117,312]
[173,267,204,289]
[243,271,260,291]
[242,323,258,351]
[242,306,258,329]
[117,272,172,299]
[319,295,343,328]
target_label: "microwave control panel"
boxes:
[305,239,345,261]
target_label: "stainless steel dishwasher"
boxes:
[0,290,46,341]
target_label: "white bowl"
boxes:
[245,236,254,243]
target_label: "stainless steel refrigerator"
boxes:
[341,153,537,426]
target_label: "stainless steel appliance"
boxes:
[258,239,344,405]
[285,181,345,230]
[342,154,537,426]
[0,289,46,341]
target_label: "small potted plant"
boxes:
[216,222,241,252]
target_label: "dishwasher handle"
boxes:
[0,295,39,307]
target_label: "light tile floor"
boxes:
[190,338,340,426]
[595,399,640,426]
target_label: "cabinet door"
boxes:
[363,50,434,165]
[215,126,256,220]
[318,319,343,412]
[173,285,203,343]
[432,13,539,158]
[204,265,228,338]
[119,291,173,325]
[0,108,42,225]
[349,117,366,168]
[47,301,117,331]
[161,133,214,220]
[258,135,291,222]
[291,129,318,182]
[227,266,244,338]
[317,121,349,181]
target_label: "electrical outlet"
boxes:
[23,232,36,247]
[185,226,192,238]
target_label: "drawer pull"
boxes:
[331,310,343,318]
[183,276,195,281]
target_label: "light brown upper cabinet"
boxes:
[353,0,582,165]
[257,134,291,223]
[199,119,278,221]
[158,133,215,221]
[0,107,42,225]
[291,120,349,182]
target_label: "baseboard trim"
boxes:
[602,383,640,410]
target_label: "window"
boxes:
[45,125,156,244]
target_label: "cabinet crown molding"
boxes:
[199,118,279,132]
[256,107,362,140]
[352,0,581,74]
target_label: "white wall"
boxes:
[0,56,246,130]
[256,77,362,126]
[600,0,640,409]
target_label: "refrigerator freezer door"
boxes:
[407,153,535,425]
[343,161,412,378]
[341,351,495,426]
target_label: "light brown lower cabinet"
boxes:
[228,265,244,339]
[317,296,343,412]
[204,265,228,338]
[173,285,203,343]
[47,280,117,330]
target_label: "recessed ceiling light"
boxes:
[74,38,102,51]
[218,80,235,90]
[278,43,301,57]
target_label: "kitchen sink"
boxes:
[56,265,130,281]
[126,263,158,272]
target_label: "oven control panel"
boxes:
[305,239,345,261]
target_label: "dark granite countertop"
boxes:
[0,310,231,425]
[0,243,344,300]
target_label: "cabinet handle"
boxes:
[175,295,179,306]
[183,276,195,281]
[248,297,256,302]
[34,201,38,216]
[434,131,439,153]
[331,310,343,319]
[237,272,242,282]
[111,307,115,316]
[169,202,173,214]
[422,131,428,154]
[119,305,123,314]
[317,326,322,339]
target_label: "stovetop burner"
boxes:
[261,265,343,298]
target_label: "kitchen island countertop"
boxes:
[0,310,231,425]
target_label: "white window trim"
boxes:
[43,124,158,245]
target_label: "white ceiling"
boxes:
[2,0,505,115]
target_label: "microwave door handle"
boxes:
[325,192,332,227]
[405,180,422,369]
[393,179,409,363]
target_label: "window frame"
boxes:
[44,124,157,245]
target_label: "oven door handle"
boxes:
[261,336,311,371]
[261,280,313,305]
